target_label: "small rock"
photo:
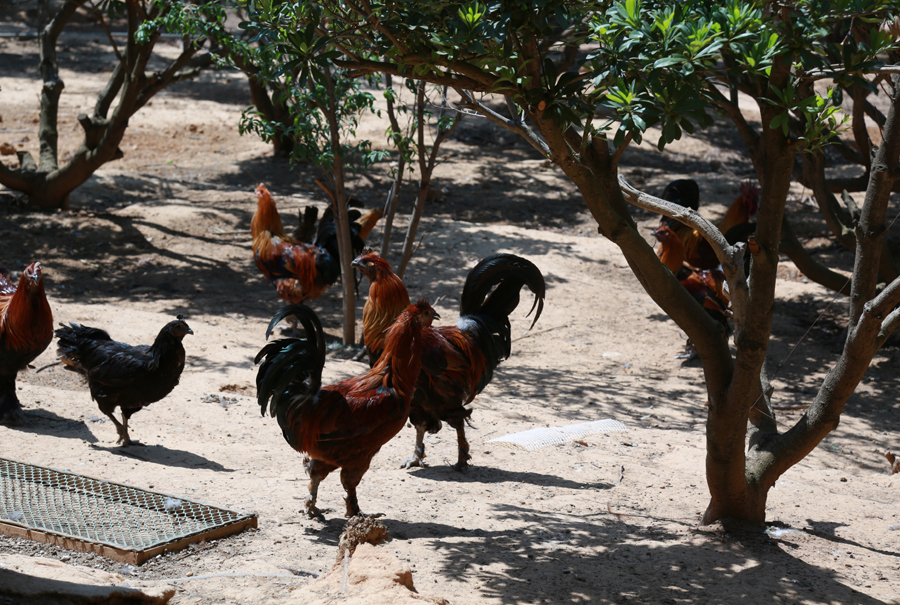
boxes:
[0,142,15,156]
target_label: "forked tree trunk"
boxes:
[0,0,209,210]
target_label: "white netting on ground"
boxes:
[487,419,629,451]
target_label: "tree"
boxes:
[238,19,386,345]
[380,79,462,278]
[243,0,900,526]
[0,0,226,210]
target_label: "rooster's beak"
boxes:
[186,327,194,335]
[433,312,441,321]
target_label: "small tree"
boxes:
[379,79,462,278]
[0,0,225,209]
[238,14,386,345]
[246,0,900,526]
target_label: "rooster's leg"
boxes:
[119,414,142,446]
[400,425,427,469]
[340,466,372,518]
[453,426,472,473]
[104,412,129,445]
[304,458,336,521]
[0,384,28,427]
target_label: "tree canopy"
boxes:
[232,0,900,526]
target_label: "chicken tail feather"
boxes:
[460,254,546,330]
[255,304,326,425]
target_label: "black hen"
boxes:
[55,316,193,446]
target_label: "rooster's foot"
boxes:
[400,455,425,469]
[305,505,332,522]
[452,460,470,473]
[0,408,31,428]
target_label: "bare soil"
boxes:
[1,26,899,605]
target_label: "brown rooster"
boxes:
[652,225,730,357]
[354,250,545,471]
[351,250,410,365]
[0,263,53,426]
[658,180,759,271]
[251,184,382,304]
[255,300,439,519]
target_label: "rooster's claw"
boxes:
[400,455,425,469]
[305,505,332,522]
[452,461,470,473]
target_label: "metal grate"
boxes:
[0,458,257,564]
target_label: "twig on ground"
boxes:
[607,502,632,519]
[34,361,61,373]
[512,323,569,342]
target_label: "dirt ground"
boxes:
[1,24,900,605]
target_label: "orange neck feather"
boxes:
[1,279,53,351]
[362,266,410,355]
[657,233,685,274]
[251,186,288,242]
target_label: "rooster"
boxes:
[55,316,193,446]
[657,180,759,271]
[0,263,53,426]
[255,300,439,519]
[719,181,760,236]
[354,250,545,471]
[350,251,410,366]
[652,225,730,356]
[251,184,382,304]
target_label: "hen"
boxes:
[55,316,193,446]
[354,251,545,471]
[251,183,382,304]
[0,262,53,426]
[255,300,438,519]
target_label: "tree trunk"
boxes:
[322,66,356,346]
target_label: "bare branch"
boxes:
[454,89,551,158]
[618,176,736,271]
[87,0,122,62]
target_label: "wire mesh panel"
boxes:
[0,458,257,564]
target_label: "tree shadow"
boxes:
[383,505,891,605]
[89,443,234,472]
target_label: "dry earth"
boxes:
[1,20,900,605]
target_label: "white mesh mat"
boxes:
[487,419,629,451]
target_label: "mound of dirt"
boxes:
[301,543,446,605]
[0,554,174,604]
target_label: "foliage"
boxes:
[0,0,225,209]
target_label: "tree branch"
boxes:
[849,74,900,326]
[779,213,852,294]
[454,89,551,158]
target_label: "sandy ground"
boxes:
[1,25,899,605]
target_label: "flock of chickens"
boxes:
[0,177,751,519]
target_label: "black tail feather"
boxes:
[460,254,546,329]
[255,304,326,420]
